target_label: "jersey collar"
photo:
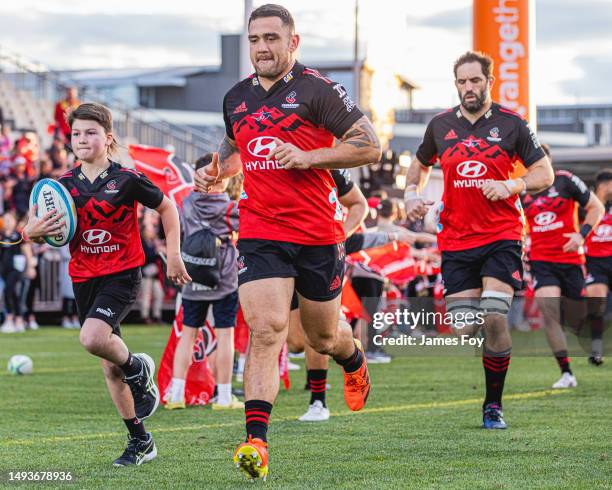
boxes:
[75,160,117,185]
[251,61,302,98]
[455,102,497,129]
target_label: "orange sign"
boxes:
[474,0,535,124]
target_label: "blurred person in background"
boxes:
[0,212,34,333]
[166,154,241,411]
[54,86,80,144]
[59,244,79,329]
[140,224,164,325]
[6,157,33,218]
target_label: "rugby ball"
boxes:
[29,178,77,247]
[7,355,33,375]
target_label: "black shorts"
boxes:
[182,291,239,329]
[73,268,142,336]
[586,256,612,288]
[441,240,523,296]
[237,239,345,302]
[530,260,585,300]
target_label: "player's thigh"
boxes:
[298,293,342,343]
[239,276,294,336]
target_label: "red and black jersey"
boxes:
[585,201,612,258]
[223,61,364,245]
[58,162,164,282]
[521,170,591,264]
[416,103,545,252]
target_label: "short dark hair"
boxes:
[377,199,396,219]
[453,51,494,79]
[195,153,213,171]
[249,4,295,32]
[69,102,118,155]
[595,168,612,189]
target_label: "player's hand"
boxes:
[481,180,512,201]
[23,205,65,240]
[405,186,434,221]
[562,232,583,253]
[270,138,313,169]
[166,253,192,286]
[194,153,220,192]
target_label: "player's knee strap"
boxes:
[446,299,482,330]
[480,290,512,317]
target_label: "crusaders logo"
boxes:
[285,91,297,104]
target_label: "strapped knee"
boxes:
[446,299,482,331]
[480,290,512,317]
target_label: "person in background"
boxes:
[140,224,164,325]
[0,212,34,333]
[54,87,80,144]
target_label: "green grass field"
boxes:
[1,326,610,489]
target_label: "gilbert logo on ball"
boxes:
[29,178,77,247]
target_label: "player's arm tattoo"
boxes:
[340,116,381,151]
[218,135,239,175]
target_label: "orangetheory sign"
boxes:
[474,0,534,123]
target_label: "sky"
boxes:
[1,0,611,108]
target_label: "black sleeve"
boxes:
[415,120,438,166]
[562,172,591,207]
[311,79,364,139]
[515,118,546,167]
[222,93,235,140]
[331,169,355,197]
[131,172,164,209]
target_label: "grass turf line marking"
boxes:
[1,389,567,447]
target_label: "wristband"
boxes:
[579,224,592,239]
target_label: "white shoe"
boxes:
[62,318,73,329]
[288,361,301,371]
[298,400,330,422]
[0,321,16,333]
[288,351,305,359]
[27,319,39,330]
[552,372,577,389]
[13,322,26,333]
[71,319,81,329]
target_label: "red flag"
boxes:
[348,242,417,287]
[341,279,369,321]
[234,306,250,355]
[158,305,216,406]
[279,342,291,390]
[128,144,194,209]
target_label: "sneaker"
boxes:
[27,319,39,330]
[113,433,157,466]
[298,400,330,422]
[588,356,604,367]
[164,400,185,410]
[288,351,305,359]
[342,339,371,411]
[287,361,301,371]
[0,321,16,333]
[366,351,391,364]
[212,394,244,410]
[482,403,507,429]
[62,318,73,329]
[233,437,269,481]
[70,318,81,329]
[552,372,577,389]
[123,353,160,420]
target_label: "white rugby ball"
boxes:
[29,178,77,247]
[7,355,33,375]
